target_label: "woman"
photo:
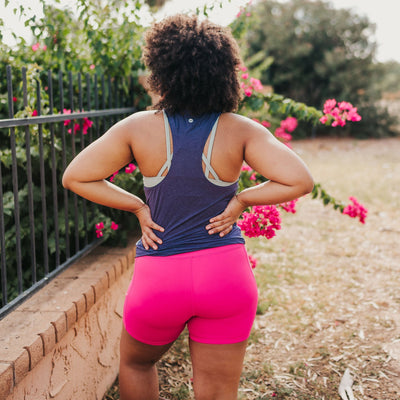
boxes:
[62,14,314,400]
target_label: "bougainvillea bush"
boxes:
[1,0,367,275]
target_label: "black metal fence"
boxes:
[0,65,137,318]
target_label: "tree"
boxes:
[242,0,397,137]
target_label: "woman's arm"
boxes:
[62,116,164,250]
[206,119,314,236]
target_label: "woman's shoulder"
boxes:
[219,112,271,137]
[115,110,164,137]
[123,109,163,126]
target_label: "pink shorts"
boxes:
[123,244,258,345]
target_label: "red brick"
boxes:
[113,259,123,279]
[13,348,30,385]
[73,295,86,321]
[83,286,95,312]
[91,274,109,303]
[0,362,13,398]
[50,313,68,343]
[24,335,44,370]
[39,324,56,356]
[106,265,116,287]
[64,304,77,331]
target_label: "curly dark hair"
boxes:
[142,14,243,116]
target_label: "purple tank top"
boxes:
[135,111,244,257]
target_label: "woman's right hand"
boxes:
[135,205,165,250]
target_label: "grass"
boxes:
[105,138,400,399]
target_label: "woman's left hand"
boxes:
[135,205,165,250]
[206,195,247,237]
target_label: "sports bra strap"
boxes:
[204,117,219,180]
[163,111,172,168]
[142,111,173,187]
[203,116,236,187]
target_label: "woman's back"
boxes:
[127,110,246,184]
[133,111,245,257]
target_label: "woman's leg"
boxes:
[189,339,247,400]
[119,326,173,400]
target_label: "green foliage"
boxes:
[0,0,151,305]
[1,0,369,306]
[311,183,344,211]
[239,0,398,137]
[371,61,400,95]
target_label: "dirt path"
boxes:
[105,138,400,399]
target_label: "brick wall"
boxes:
[0,239,136,400]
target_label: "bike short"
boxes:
[123,244,258,345]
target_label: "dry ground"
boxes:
[105,137,400,400]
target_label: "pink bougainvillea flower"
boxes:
[238,205,281,239]
[240,65,248,72]
[31,109,38,116]
[279,199,298,214]
[95,222,104,230]
[125,163,136,174]
[63,109,72,126]
[96,230,103,238]
[275,128,292,144]
[42,45,47,51]
[110,221,119,230]
[319,115,328,124]
[249,172,256,181]
[248,254,258,269]
[320,99,362,127]
[109,171,119,182]
[280,116,298,133]
[250,77,263,91]
[244,88,253,97]
[73,123,81,134]
[347,107,362,122]
[323,99,336,114]
[261,120,271,128]
[241,73,249,80]
[241,164,252,172]
[338,101,353,111]
[89,64,95,70]
[342,196,368,224]
[32,42,40,52]
[82,117,93,134]
[13,96,17,102]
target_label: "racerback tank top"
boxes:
[135,111,245,257]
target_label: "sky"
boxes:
[1,0,400,63]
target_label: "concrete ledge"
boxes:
[0,238,137,400]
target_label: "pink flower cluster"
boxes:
[236,1,252,18]
[342,196,368,224]
[275,117,297,147]
[252,118,271,128]
[241,164,257,181]
[63,109,93,135]
[32,42,47,52]
[238,205,281,239]
[248,254,258,269]
[95,221,119,238]
[279,199,298,214]
[240,66,263,97]
[109,162,137,182]
[319,99,362,127]
[125,163,136,173]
